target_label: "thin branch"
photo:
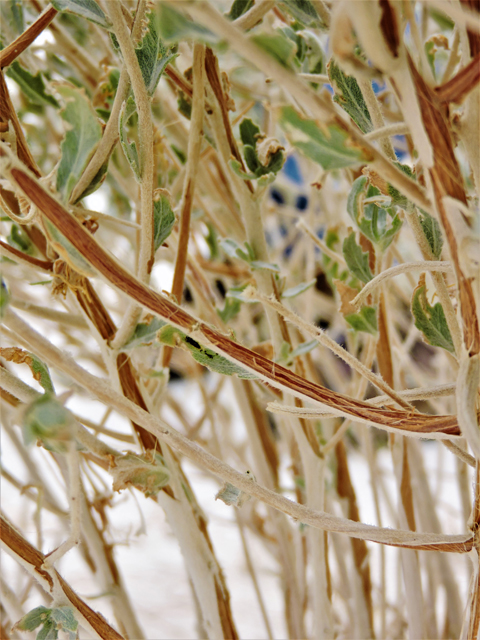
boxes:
[0,513,125,640]
[163,43,205,367]
[0,5,58,69]
[3,157,465,437]
[104,0,155,349]
[352,261,452,308]
[1,309,474,553]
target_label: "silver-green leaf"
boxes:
[55,83,102,202]
[50,0,112,29]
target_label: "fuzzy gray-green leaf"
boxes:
[328,58,373,133]
[55,83,102,202]
[6,62,59,108]
[345,306,378,334]
[50,0,111,29]
[419,211,443,259]
[119,96,140,180]
[14,607,51,632]
[135,6,178,96]
[153,192,175,251]
[342,232,373,283]
[281,106,369,170]
[411,282,454,352]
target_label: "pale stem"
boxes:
[245,287,414,410]
[163,43,205,366]
[442,28,461,83]
[105,0,155,350]
[299,73,330,83]
[352,260,452,308]
[1,309,473,549]
[180,0,433,213]
[364,122,410,141]
[11,298,88,328]
[233,0,276,30]
[69,2,147,204]
[42,442,81,569]
[296,218,347,265]
[235,512,275,640]
[357,78,396,159]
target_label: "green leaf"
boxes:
[419,211,443,259]
[411,280,454,352]
[23,394,74,453]
[279,0,326,28]
[290,339,318,359]
[345,306,378,334]
[0,279,10,318]
[327,58,372,133]
[347,176,368,224]
[157,326,256,379]
[50,607,78,638]
[119,95,140,180]
[43,219,96,277]
[135,6,178,96]
[121,317,166,351]
[36,619,58,640]
[282,279,316,298]
[281,106,368,170]
[55,83,102,202]
[250,260,281,273]
[251,31,297,68]
[50,0,111,29]
[153,191,175,251]
[243,144,260,173]
[8,223,34,254]
[30,355,55,393]
[156,3,217,43]
[72,158,109,203]
[387,162,415,208]
[218,297,241,323]
[220,238,251,262]
[239,118,261,148]
[342,232,373,283]
[6,62,59,108]
[14,607,51,632]
[347,177,402,251]
[227,0,254,21]
[9,0,24,33]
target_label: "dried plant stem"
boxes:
[3,152,466,438]
[2,309,473,552]
[357,78,396,159]
[69,3,147,204]
[180,0,433,214]
[352,260,452,308]
[364,122,410,141]
[0,513,125,640]
[163,43,205,367]
[296,218,347,265]
[233,0,276,30]
[10,298,87,328]
[235,512,275,640]
[0,5,58,69]
[105,0,154,350]
[246,287,413,410]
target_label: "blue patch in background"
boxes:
[283,155,303,185]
